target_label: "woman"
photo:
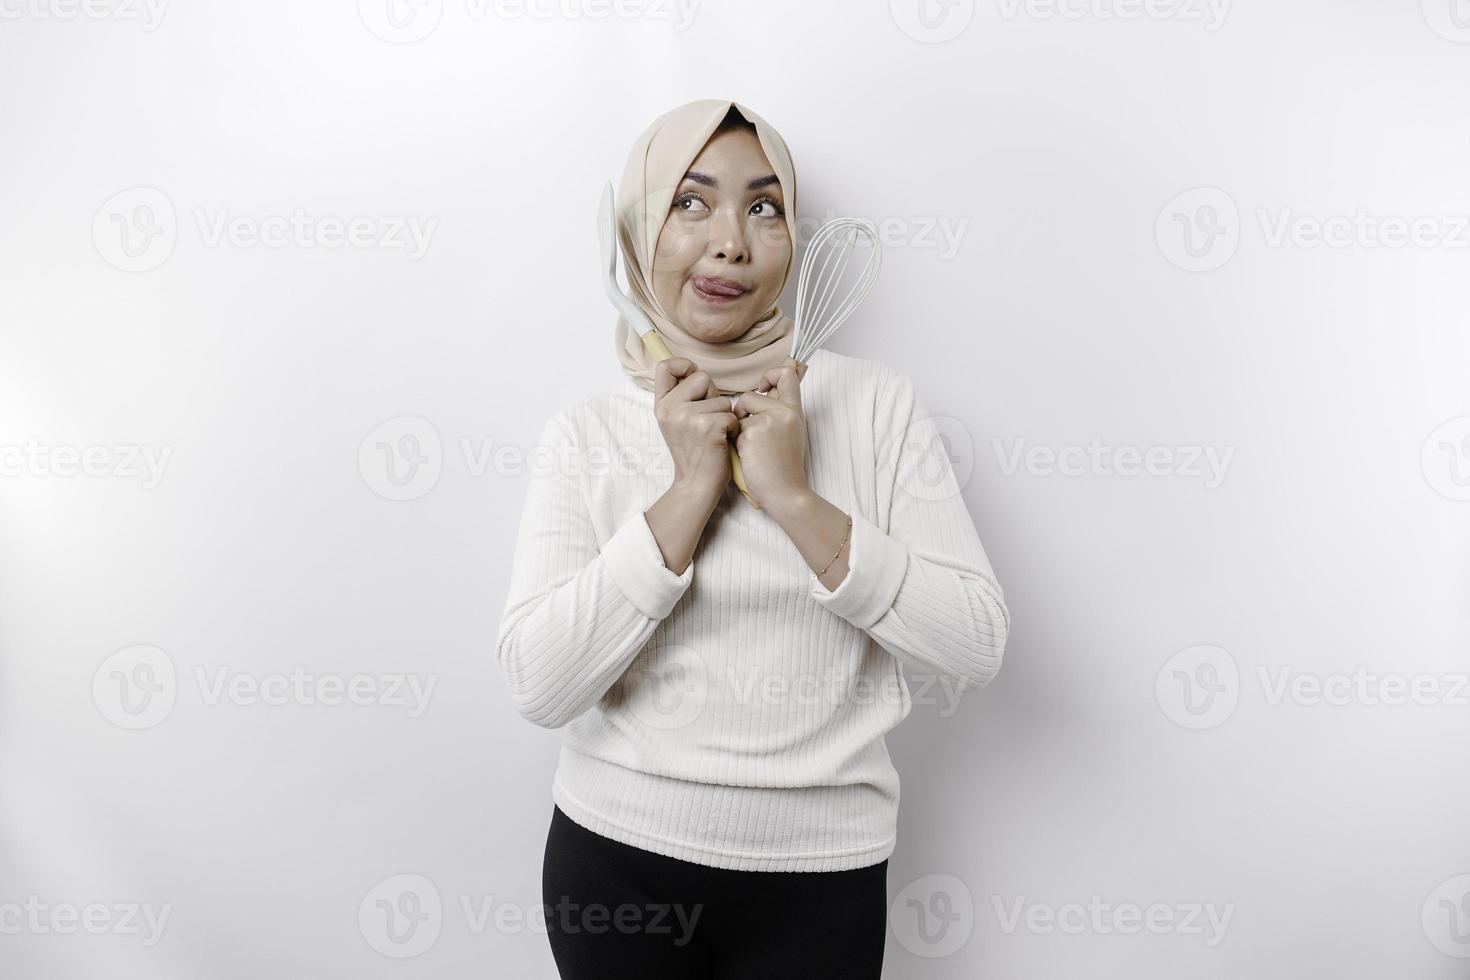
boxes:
[495,98,1010,979]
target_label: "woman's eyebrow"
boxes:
[681,171,782,192]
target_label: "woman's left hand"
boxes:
[732,362,811,515]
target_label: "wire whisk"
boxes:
[790,217,883,366]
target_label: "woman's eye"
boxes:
[750,199,785,219]
[672,193,709,214]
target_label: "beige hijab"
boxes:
[613,99,801,396]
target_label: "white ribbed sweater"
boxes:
[494,349,1009,872]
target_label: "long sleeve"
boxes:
[494,413,693,729]
[809,370,1010,693]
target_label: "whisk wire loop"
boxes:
[791,217,882,365]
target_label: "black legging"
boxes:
[541,805,888,978]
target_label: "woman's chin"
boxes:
[679,307,752,343]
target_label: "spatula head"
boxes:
[597,181,617,285]
[596,181,656,337]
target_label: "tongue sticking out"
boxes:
[693,276,745,298]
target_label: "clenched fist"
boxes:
[653,357,740,498]
[731,362,811,514]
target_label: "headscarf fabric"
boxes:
[613,99,801,396]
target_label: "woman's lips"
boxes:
[691,275,748,303]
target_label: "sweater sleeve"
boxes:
[808,370,1010,693]
[494,413,693,729]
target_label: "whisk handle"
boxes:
[728,446,758,509]
[640,329,761,509]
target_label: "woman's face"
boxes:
[651,127,792,343]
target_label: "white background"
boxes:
[3,0,1469,977]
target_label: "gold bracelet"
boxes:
[818,515,853,577]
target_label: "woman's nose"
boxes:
[708,209,748,263]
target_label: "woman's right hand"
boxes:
[653,357,738,498]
